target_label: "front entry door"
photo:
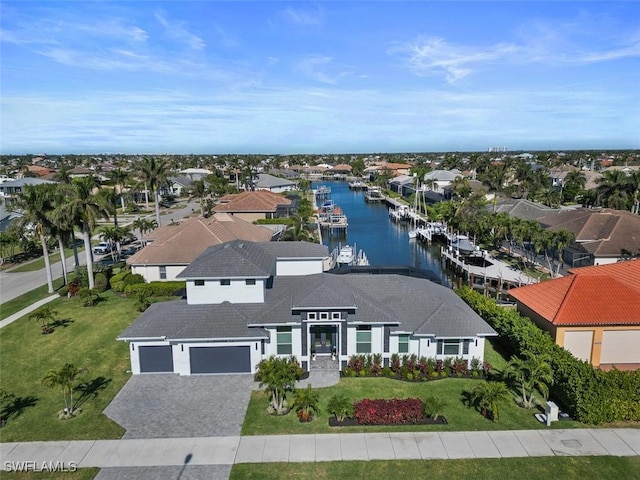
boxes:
[312,326,337,354]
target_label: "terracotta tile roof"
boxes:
[509,260,640,326]
[126,214,274,266]
[214,190,292,213]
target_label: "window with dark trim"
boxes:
[220,279,231,286]
[276,326,292,355]
[245,279,256,286]
[159,266,167,280]
[194,280,205,287]
[356,325,372,354]
[398,334,410,354]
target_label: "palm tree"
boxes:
[100,225,130,261]
[109,167,130,210]
[57,177,112,290]
[563,170,586,201]
[188,179,211,216]
[597,170,633,210]
[14,184,56,293]
[137,157,170,226]
[132,217,157,239]
[469,381,510,421]
[281,217,313,241]
[255,355,304,415]
[41,363,87,415]
[504,352,553,409]
[28,305,59,334]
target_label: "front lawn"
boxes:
[229,456,640,480]
[0,291,140,442]
[0,278,66,320]
[242,375,584,435]
[242,340,583,435]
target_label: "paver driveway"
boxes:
[104,374,256,439]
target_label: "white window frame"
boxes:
[276,326,292,355]
[307,312,317,320]
[319,312,329,320]
[332,312,341,320]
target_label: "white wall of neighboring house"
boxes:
[131,264,187,282]
[275,259,324,276]
[186,279,266,304]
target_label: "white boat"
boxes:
[336,245,355,265]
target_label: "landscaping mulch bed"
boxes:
[328,416,448,427]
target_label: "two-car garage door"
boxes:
[138,345,251,374]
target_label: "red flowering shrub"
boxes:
[354,398,424,425]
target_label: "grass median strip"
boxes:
[229,457,640,480]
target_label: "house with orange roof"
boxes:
[127,214,275,281]
[508,260,640,370]
[213,190,295,222]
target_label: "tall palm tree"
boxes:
[57,176,112,290]
[109,167,130,210]
[188,179,211,216]
[14,184,56,293]
[137,157,170,226]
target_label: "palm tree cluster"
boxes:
[5,157,178,291]
[594,170,640,213]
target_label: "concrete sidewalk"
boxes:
[1,429,638,471]
[0,294,59,329]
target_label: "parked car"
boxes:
[93,242,112,255]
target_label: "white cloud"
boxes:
[280,6,325,27]
[154,11,206,50]
[390,37,520,83]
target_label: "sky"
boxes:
[1,1,639,155]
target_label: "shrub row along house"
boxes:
[118,240,497,375]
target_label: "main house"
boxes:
[508,260,640,370]
[119,240,497,375]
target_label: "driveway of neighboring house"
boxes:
[104,374,256,439]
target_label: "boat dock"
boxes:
[441,246,538,296]
[364,186,384,203]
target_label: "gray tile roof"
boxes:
[256,173,296,188]
[177,240,329,279]
[119,300,268,340]
[177,240,275,279]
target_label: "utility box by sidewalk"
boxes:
[545,401,559,426]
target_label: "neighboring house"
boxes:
[127,214,275,281]
[255,173,298,193]
[388,174,415,196]
[423,169,463,194]
[538,208,640,266]
[0,201,21,232]
[365,163,412,177]
[179,168,212,180]
[213,190,295,222]
[118,240,497,375]
[0,178,57,204]
[508,260,640,370]
[164,175,194,197]
[492,198,558,221]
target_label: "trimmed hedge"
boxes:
[457,286,640,424]
[123,281,186,298]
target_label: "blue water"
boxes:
[318,181,453,287]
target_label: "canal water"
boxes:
[317,181,454,287]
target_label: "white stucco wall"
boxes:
[263,325,303,358]
[186,279,266,304]
[276,259,324,276]
[131,264,187,282]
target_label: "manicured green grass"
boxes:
[229,456,640,480]
[242,340,584,436]
[9,248,84,273]
[242,375,584,435]
[0,278,66,320]
[1,468,99,480]
[0,291,141,442]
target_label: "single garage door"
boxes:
[190,346,251,374]
[139,345,174,373]
[600,330,640,364]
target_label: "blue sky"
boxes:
[1,1,639,154]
